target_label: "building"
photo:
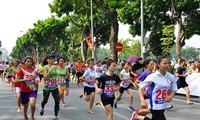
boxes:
[0,48,9,61]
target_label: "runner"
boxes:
[38,60,44,81]
[79,59,97,114]
[3,61,14,90]
[0,61,7,81]
[16,56,38,120]
[40,55,60,120]
[95,59,121,120]
[130,58,145,88]
[94,61,103,78]
[131,56,177,120]
[57,57,70,107]
[176,59,194,105]
[75,60,86,87]
[114,62,135,112]
[134,59,155,116]
[12,61,23,112]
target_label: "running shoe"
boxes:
[130,109,139,120]
[53,116,58,120]
[40,109,44,116]
[114,102,117,109]
[128,106,135,112]
[165,103,173,110]
[62,103,67,107]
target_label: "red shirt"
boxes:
[17,66,36,92]
[13,71,21,88]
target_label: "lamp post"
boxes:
[141,0,144,59]
[36,43,39,64]
[90,0,95,59]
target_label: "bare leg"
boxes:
[29,97,36,120]
[184,86,193,104]
[23,103,29,120]
[16,92,21,112]
[89,92,95,113]
[104,104,113,120]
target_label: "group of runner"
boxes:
[1,55,196,120]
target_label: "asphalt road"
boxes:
[0,80,200,120]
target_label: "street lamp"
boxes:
[141,0,144,59]
[90,0,95,59]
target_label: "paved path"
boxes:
[0,80,200,120]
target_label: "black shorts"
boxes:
[72,70,76,75]
[177,80,188,89]
[39,74,43,80]
[119,86,130,93]
[101,98,115,107]
[84,86,95,95]
[0,70,4,74]
[76,72,83,78]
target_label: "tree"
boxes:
[10,16,70,60]
[170,0,200,57]
[119,39,141,59]
[49,0,111,61]
[118,0,175,57]
[181,47,200,61]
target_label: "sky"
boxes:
[0,0,199,54]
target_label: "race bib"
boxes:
[155,89,171,104]
[46,78,58,88]
[122,79,129,87]
[24,74,36,85]
[57,77,66,85]
[104,85,115,97]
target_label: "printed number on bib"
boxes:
[46,78,58,88]
[122,80,129,86]
[156,89,171,100]
[104,85,115,97]
[24,74,36,85]
[57,77,66,85]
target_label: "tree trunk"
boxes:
[81,39,86,61]
[176,19,185,58]
[109,10,119,61]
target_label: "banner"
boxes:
[176,73,200,97]
[85,36,94,51]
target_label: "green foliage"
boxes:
[161,25,175,56]
[181,47,200,61]
[119,39,141,59]
[10,16,69,60]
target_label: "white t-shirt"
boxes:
[139,70,177,110]
[83,68,98,88]
[120,69,130,88]
[94,66,103,78]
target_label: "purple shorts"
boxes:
[20,91,37,104]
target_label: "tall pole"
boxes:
[90,0,95,59]
[36,43,39,64]
[141,0,144,59]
